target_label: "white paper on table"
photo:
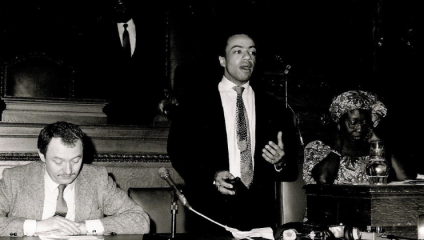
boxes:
[39,235,103,240]
[189,207,274,240]
[225,226,275,240]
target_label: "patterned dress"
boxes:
[303,140,369,184]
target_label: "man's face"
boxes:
[341,109,372,142]
[219,34,256,86]
[39,137,83,185]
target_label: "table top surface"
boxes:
[0,233,241,240]
[303,182,424,195]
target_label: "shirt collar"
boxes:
[220,76,251,93]
[44,165,75,193]
[118,18,135,30]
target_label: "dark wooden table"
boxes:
[304,183,424,239]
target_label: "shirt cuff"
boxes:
[85,220,104,235]
[24,220,36,236]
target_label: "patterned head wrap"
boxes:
[329,90,387,128]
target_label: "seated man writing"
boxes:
[0,121,150,236]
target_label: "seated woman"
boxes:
[303,90,409,185]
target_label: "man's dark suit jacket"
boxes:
[167,81,299,233]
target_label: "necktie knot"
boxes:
[233,86,245,95]
[58,184,66,193]
[123,23,128,30]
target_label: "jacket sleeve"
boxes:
[0,168,26,237]
[97,168,150,235]
[167,95,227,190]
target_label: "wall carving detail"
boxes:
[0,152,170,163]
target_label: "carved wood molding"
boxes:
[1,97,108,125]
[0,152,170,163]
[94,153,170,163]
[0,153,39,161]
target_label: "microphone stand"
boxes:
[170,190,178,239]
[159,168,235,238]
[284,66,289,109]
[283,65,304,147]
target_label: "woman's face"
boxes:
[340,109,372,142]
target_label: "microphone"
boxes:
[158,169,234,231]
[159,167,191,209]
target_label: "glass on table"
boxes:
[366,140,389,185]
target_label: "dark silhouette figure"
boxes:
[77,0,166,126]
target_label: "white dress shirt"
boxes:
[23,168,104,236]
[117,18,136,56]
[42,172,76,221]
[218,76,256,178]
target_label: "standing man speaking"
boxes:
[168,30,298,233]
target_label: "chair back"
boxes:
[128,187,187,233]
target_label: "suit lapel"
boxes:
[211,89,227,134]
[210,89,230,168]
[131,19,137,59]
[22,162,45,219]
[251,90,271,178]
[113,23,123,50]
[107,22,126,58]
[74,167,94,222]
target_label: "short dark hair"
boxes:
[37,121,85,156]
[217,29,258,58]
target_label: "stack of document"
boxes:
[39,235,103,240]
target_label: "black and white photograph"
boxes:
[1,0,424,239]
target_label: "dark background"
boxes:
[1,0,423,170]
